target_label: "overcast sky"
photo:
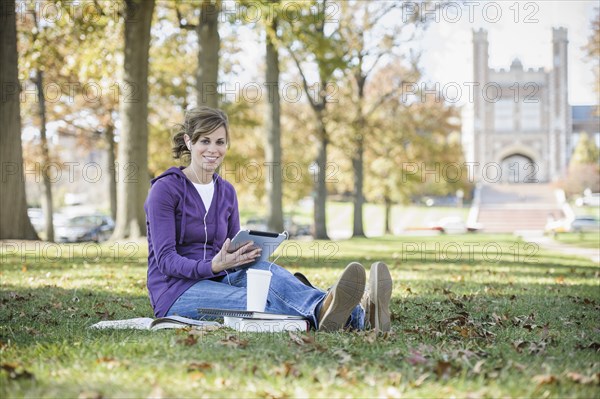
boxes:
[417,0,598,106]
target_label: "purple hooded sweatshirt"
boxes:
[144,166,240,317]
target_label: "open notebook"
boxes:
[89,315,221,331]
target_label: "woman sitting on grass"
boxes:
[144,106,393,331]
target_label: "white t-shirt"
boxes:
[193,181,214,212]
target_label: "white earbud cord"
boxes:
[267,231,288,273]
[190,164,210,260]
[190,159,232,284]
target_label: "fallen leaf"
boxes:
[188,371,205,380]
[78,391,103,399]
[95,357,124,369]
[435,360,454,378]
[406,350,427,366]
[388,371,402,386]
[8,292,26,301]
[288,332,326,352]
[565,372,597,385]
[362,330,378,343]
[576,342,600,351]
[457,326,475,338]
[187,362,213,372]
[177,333,198,346]
[118,302,134,310]
[512,340,527,353]
[289,331,311,346]
[385,348,402,357]
[532,374,558,386]
[472,360,485,375]
[410,372,430,387]
[511,362,527,372]
[538,323,550,339]
[94,310,115,320]
[0,363,35,380]
[274,361,302,378]
[333,349,352,364]
[218,334,248,349]
[24,327,41,336]
[147,385,164,399]
[336,365,354,382]
[527,341,547,355]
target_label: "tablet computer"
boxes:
[228,230,288,267]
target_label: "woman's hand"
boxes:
[211,238,261,273]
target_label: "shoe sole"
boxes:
[319,262,366,331]
[370,261,393,332]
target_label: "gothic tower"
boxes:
[549,27,570,178]
[471,28,571,183]
[472,28,489,180]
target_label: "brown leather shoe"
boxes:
[362,261,393,332]
[318,262,366,331]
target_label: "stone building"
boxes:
[470,28,570,183]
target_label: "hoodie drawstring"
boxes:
[179,174,188,245]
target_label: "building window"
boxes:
[521,102,541,131]
[494,98,513,132]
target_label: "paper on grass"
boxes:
[89,315,221,330]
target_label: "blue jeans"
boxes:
[166,261,364,330]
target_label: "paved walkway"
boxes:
[521,234,600,264]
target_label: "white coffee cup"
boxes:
[246,268,272,312]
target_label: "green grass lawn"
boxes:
[242,201,469,237]
[553,232,600,249]
[1,234,599,398]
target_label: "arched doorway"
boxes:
[500,154,538,183]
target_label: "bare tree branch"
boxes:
[286,44,320,111]
[176,5,197,30]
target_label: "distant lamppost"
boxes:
[308,162,319,184]
[456,189,464,208]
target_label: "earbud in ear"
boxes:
[187,142,191,151]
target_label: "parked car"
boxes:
[575,193,600,207]
[429,216,481,234]
[570,216,600,233]
[546,216,600,234]
[55,213,114,243]
[429,216,467,234]
[284,217,311,238]
[243,218,269,232]
[27,208,45,233]
[242,217,312,238]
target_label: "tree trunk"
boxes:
[196,0,220,108]
[352,124,365,237]
[384,194,392,235]
[106,124,117,221]
[265,13,284,232]
[112,0,155,239]
[313,113,329,240]
[35,70,54,242]
[0,0,38,240]
[352,73,366,237]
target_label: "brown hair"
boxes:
[172,106,230,160]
